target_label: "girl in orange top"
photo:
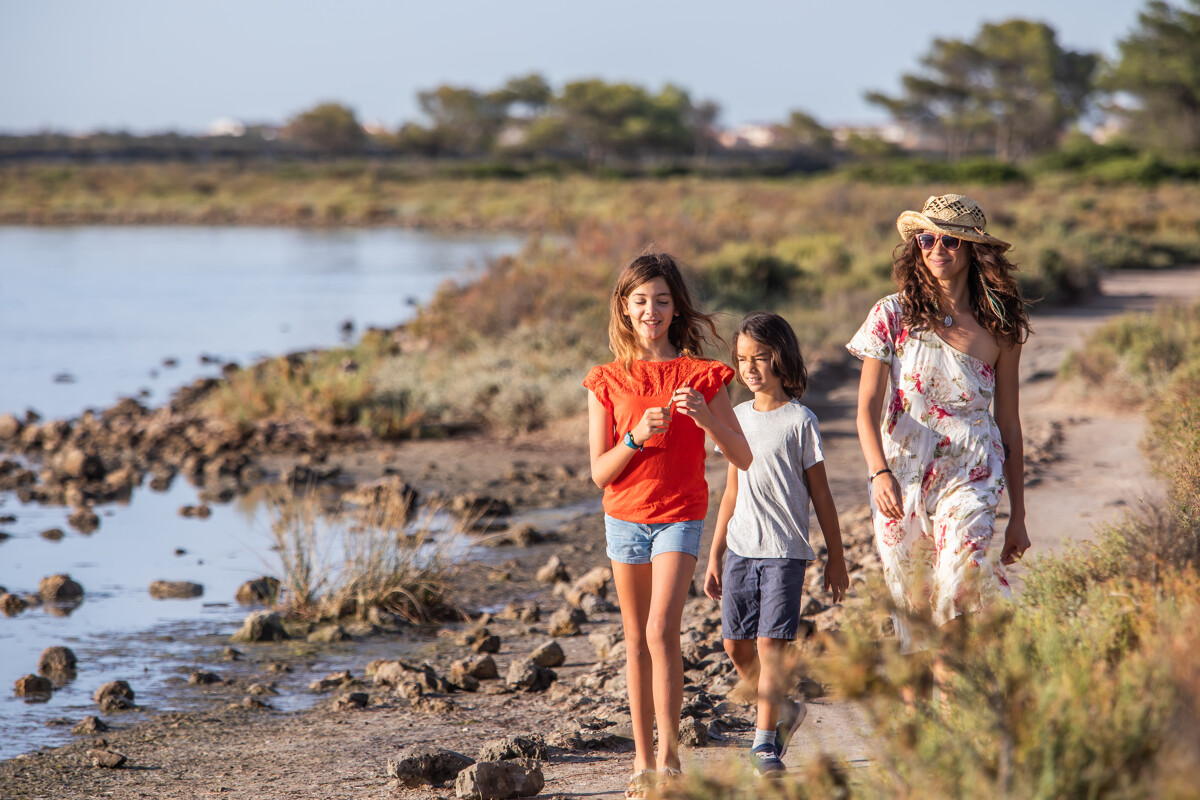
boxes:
[584,252,752,797]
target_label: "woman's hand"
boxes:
[631,405,671,445]
[873,472,904,520]
[1000,518,1031,565]
[671,384,715,429]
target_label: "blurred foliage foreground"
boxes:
[116,173,1199,440]
[658,302,1200,800]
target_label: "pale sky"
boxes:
[0,0,1148,134]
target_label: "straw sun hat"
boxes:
[896,194,1011,252]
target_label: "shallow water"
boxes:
[0,226,522,759]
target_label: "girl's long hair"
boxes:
[608,252,721,370]
[893,238,1031,347]
[732,312,808,399]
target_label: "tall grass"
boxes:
[267,490,455,622]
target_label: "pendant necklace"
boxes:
[943,313,954,328]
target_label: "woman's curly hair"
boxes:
[893,238,1031,347]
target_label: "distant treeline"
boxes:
[4,1,1198,174]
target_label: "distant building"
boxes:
[363,120,390,136]
[205,118,247,137]
[717,124,780,149]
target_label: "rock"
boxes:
[222,647,243,661]
[679,716,709,747]
[38,646,77,675]
[530,640,565,668]
[72,716,109,734]
[61,449,105,481]
[451,655,499,683]
[549,606,586,637]
[535,555,570,585]
[38,573,84,602]
[386,746,474,788]
[67,507,100,534]
[188,671,222,685]
[798,676,826,700]
[589,629,624,661]
[233,696,273,710]
[93,681,135,712]
[14,674,53,698]
[343,476,418,518]
[450,493,512,519]
[235,576,280,605]
[496,602,540,623]
[309,670,353,691]
[472,634,501,654]
[0,413,22,439]
[148,580,204,599]
[455,758,544,799]
[178,504,212,519]
[373,660,440,692]
[579,593,617,616]
[505,659,556,693]
[571,566,612,599]
[394,680,425,700]
[413,696,458,714]
[307,624,349,643]
[87,749,127,768]
[477,734,548,762]
[247,683,278,696]
[230,611,290,643]
[1,592,28,616]
[334,692,369,711]
[40,527,65,541]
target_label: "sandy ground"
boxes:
[4,268,1200,799]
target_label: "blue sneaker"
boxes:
[750,743,785,776]
[775,698,807,758]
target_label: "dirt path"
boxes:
[4,269,1200,799]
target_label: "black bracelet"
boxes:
[868,467,892,483]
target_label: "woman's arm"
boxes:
[805,461,848,603]
[993,341,1030,564]
[855,357,903,519]
[672,384,752,470]
[587,391,670,489]
[704,462,739,600]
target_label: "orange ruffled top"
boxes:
[584,357,734,524]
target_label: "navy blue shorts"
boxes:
[721,552,808,640]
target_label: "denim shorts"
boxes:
[604,515,703,565]
[721,552,808,640]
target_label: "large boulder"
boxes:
[386,746,474,788]
[235,576,280,605]
[148,581,204,599]
[455,759,544,799]
[14,674,53,698]
[38,574,84,602]
[230,611,290,643]
[38,646,77,675]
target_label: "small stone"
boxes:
[334,692,369,711]
[1,593,28,616]
[309,670,353,691]
[67,507,100,534]
[535,555,570,584]
[477,734,548,762]
[38,573,84,602]
[413,696,458,714]
[93,681,135,712]
[472,634,501,654]
[229,611,290,643]
[235,576,280,605]
[87,749,127,768]
[589,630,623,661]
[530,640,565,668]
[233,696,273,710]
[679,716,709,748]
[505,660,556,693]
[40,527,65,541]
[455,759,544,799]
[188,671,222,685]
[72,716,109,735]
[148,581,204,599]
[548,606,586,637]
[451,655,499,683]
[386,746,474,788]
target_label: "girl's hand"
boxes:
[703,560,722,600]
[671,384,714,429]
[631,405,671,446]
[823,555,850,604]
[1000,518,1031,565]
[873,473,904,520]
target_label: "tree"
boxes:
[555,80,697,162]
[1104,0,1200,154]
[282,102,366,154]
[867,20,1098,160]
[416,85,508,155]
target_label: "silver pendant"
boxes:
[943,314,953,328]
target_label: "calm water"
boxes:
[0,226,522,759]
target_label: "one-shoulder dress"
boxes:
[847,294,1012,631]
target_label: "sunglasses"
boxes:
[915,233,963,251]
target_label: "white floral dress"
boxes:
[848,294,1012,631]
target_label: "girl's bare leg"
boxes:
[645,552,698,771]
[612,561,655,772]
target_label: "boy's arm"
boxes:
[805,460,849,603]
[704,462,739,600]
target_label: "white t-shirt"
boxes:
[725,398,823,560]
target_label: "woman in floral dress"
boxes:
[848,194,1032,648]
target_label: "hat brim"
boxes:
[897,210,1011,252]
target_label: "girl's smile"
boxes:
[624,277,677,345]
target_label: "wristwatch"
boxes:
[623,431,643,452]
